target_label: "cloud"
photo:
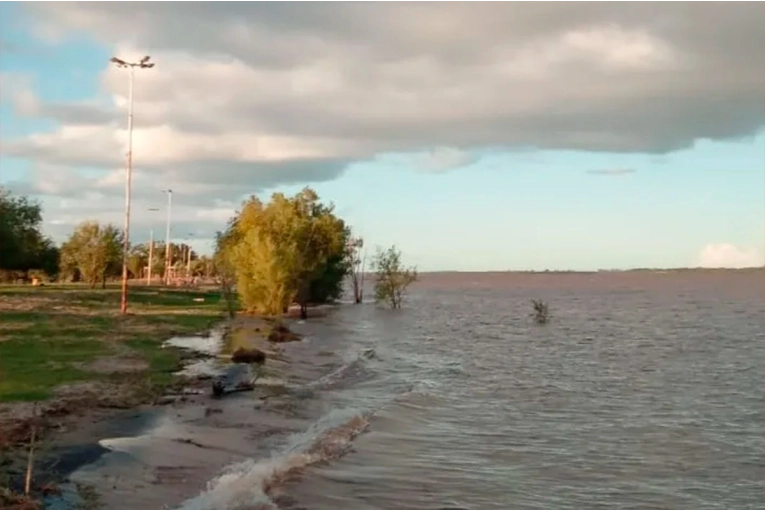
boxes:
[697,243,764,269]
[415,147,476,173]
[586,168,637,176]
[7,4,764,155]
[1,3,763,244]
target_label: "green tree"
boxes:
[217,187,350,316]
[214,228,239,318]
[127,244,150,280]
[0,187,58,279]
[372,245,418,309]
[60,221,123,288]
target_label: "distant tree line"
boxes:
[0,186,207,285]
[2,185,419,310]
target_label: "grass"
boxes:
[0,284,228,403]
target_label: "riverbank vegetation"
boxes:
[530,299,551,324]
[214,188,352,317]
[372,245,419,309]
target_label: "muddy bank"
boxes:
[0,314,317,508]
[46,314,343,509]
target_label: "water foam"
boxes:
[307,347,378,390]
[175,408,370,510]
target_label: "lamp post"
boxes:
[146,207,160,285]
[162,189,173,285]
[111,55,155,314]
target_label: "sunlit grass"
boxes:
[0,285,227,402]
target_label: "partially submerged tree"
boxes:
[372,245,418,309]
[60,221,122,288]
[216,187,350,316]
[530,299,551,325]
[346,235,366,304]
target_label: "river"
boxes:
[64,270,765,510]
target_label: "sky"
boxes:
[0,2,763,271]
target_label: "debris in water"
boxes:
[212,364,258,397]
[231,347,266,364]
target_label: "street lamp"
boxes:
[162,189,173,285]
[111,55,155,314]
[147,207,160,285]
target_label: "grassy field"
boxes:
[0,284,228,403]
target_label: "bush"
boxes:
[373,245,418,309]
[530,299,551,325]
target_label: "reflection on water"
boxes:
[222,327,265,355]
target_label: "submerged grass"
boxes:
[0,284,228,402]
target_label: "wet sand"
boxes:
[37,314,346,509]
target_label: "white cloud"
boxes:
[586,168,636,176]
[415,147,476,173]
[697,243,764,269]
[0,4,763,245]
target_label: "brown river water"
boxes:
[52,271,764,510]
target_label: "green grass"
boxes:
[0,284,228,402]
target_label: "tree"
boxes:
[127,244,150,280]
[0,187,58,279]
[346,235,366,304]
[217,187,350,316]
[372,245,418,309]
[60,221,122,288]
[214,229,238,318]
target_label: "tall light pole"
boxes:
[111,55,155,314]
[162,189,173,285]
[147,207,160,285]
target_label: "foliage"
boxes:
[372,245,418,309]
[59,221,123,288]
[217,187,350,315]
[124,242,198,280]
[0,187,59,278]
[530,299,551,325]
[214,230,238,318]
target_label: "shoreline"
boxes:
[0,304,326,509]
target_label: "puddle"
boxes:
[164,326,276,379]
[164,327,225,356]
[177,359,226,378]
[163,327,227,378]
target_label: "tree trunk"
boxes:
[101,272,107,289]
[300,303,308,320]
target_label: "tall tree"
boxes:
[60,221,123,288]
[372,245,418,309]
[0,187,58,278]
[217,187,350,315]
[346,235,365,304]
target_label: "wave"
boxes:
[175,408,370,510]
[306,347,378,391]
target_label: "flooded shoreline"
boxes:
[20,271,765,509]
[38,312,369,509]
